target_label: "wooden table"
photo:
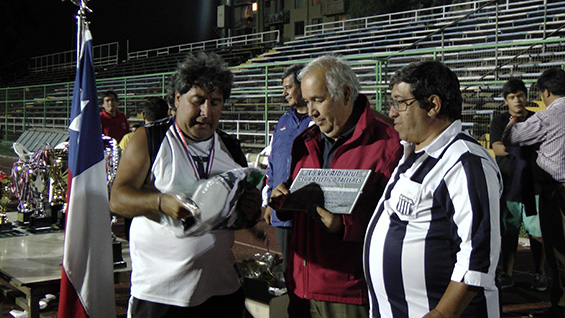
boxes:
[0,229,130,318]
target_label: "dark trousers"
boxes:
[288,290,311,318]
[130,288,245,318]
[275,227,291,272]
[538,182,565,309]
[287,290,369,318]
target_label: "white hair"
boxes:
[298,55,360,102]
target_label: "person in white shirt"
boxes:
[110,53,261,318]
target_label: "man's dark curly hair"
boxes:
[167,53,233,102]
[390,60,462,121]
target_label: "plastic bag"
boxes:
[156,167,263,237]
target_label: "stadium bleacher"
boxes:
[1,0,565,152]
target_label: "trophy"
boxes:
[0,171,13,232]
[9,144,66,230]
[102,135,120,195]
[28,165,54,231]
[91,136,126,266]
[48,149,68,228]
[12,162,34,224]
[103,136,126,267]
[111,216,127,268]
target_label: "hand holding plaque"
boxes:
[271,182,324,215]
[277,169,371,215]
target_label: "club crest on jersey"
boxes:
[396,194,414,215]
[280,125,287,131]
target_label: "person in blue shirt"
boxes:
[263,64,312,272]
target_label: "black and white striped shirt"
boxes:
[364,121,502,318]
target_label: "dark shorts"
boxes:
[130,288,245,318]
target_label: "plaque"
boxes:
[280,169,371,214]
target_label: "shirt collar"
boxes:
[321,122,356,147]
[547,96,565,109]
[403,120,462,159]
[293,107,309,120]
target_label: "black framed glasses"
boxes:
[388,98,417,112]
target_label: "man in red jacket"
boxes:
[270,55,402,318]
[100,90,130,142]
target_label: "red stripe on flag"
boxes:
[58,269,88,318]
[58,168,87,318]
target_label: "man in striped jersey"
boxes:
[364,61,502,318]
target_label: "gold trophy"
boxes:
[48,149,68,228]
[0,171,13,232]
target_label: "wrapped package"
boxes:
[155,167,263,237]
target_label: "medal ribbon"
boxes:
[174,121,215,180]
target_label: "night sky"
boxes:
[0,0,221,69]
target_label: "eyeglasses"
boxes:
[388,98,417,112]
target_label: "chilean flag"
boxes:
[58,27,117,318]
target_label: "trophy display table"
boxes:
[0,213,131,318]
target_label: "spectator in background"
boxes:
[119,96,170,241]
[100,90,130,142]
[119,97,169,152]
[109,53,261,318]
[364,61,502,317]
[119,123,143,151]
[270,55,402,318]
[490,79,546,292]
[262,64,312,272]
[503,68,565,318]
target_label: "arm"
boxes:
[489,114,508,156]
[491,141,508,157]
[269,183,343,232]
[263,206,273,225]
[436,153,501,315]
[424,282,480,318]
[268,183,289,211]
[261,184,273,225]
[109,127,194,220]
[268,183,293,221]
[503,113,545,147]
[264,156,274,225]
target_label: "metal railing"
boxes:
[2,38,564,152]
[304,0,496,36]
[127,30,280,60]
[304,0,554,37]
[30,42,119,73]
[27,30,280,73]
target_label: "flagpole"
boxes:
[75,1,92,67]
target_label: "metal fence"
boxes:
[1,38,564,152]
[30,42,119,73]
[127,31,280,60]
